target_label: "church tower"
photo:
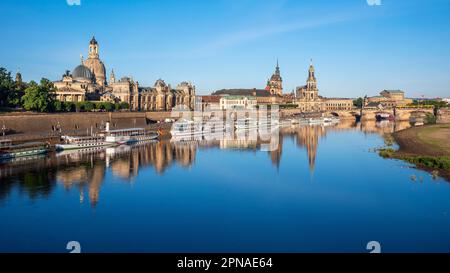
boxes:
[295,60,323,112]
[15,69,22,85]
[299,60,319,101]
[266,60,283,96]
[84,36,107,86]
[88,36,99,59]
[110,69,116,84]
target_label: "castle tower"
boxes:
[266,60,283,96]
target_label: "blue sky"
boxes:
[1,0,450,97]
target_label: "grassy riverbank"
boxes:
[379,124,450,181]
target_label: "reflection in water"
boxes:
[0,120,411,206]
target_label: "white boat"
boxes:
[235,118,279,130]
[56,136,115,151]
[323,117,340,124]
[103,123,159,145]
[170,119,204,138]
[307,118,324,125]
[170,118,231,138]
[299,118,310,125]
[235,118,258,130]
[0,139,49,160]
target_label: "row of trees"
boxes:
[352,97,449,109]
[0,67,26,108]
[1,67,129,113]
[410,99,448,109]
[54,101,129,113]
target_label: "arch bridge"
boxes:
[325,107,435,122]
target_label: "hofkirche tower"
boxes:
[295,60,323,112]
[83,36,107,86]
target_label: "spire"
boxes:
[90,36,98,45]
[80,54,84,64]
[308,58,315,78]
[275,59,280,75]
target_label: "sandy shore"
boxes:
[392,124,450,180]
[393,124,450,156]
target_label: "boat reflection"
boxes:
[0,120,411,206]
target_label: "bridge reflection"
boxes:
[0,120,411,206]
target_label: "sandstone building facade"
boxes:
[365,90,413,108]
[53,37,196,111]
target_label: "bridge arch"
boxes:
[330,112,340,117]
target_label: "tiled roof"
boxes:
[200,95,221,103]
[383,89,404,94]
[221,95,256,100]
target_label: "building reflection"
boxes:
[0,120,412,206]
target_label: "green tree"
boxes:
[102,102,114,112]
[64,102,75,112]
[353,97,363,108]
[75,102,84,112]
[119,102,130,110]
[54,100,63,112]
[21,79,56,112]
[0,67,14,107]
[84,101,94,112]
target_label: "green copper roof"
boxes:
[221,95,256,100]
[383,89,404,94]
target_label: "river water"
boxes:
[1,120,449,253]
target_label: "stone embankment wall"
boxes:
[0,112,148,135]
[437,108,450,124]
[1,108,315,137]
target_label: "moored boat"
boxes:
[0,139,49,160]
[56,135,115,151]
[170,119,204,138]
[307,118,324,125]
[103,123,159,145]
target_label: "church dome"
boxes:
[72,65,94,82]
[84,58,106,85]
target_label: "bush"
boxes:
[424,113,437,124]
[54,101,63,112]
[75,102,84,112]
[279,104,299,109]
[63,102,76,112]
[378,148,395,158]
[84,101,94,112]
[119,102,130,110]
[405,156,450,169]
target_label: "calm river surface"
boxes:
[1,120,450,253]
